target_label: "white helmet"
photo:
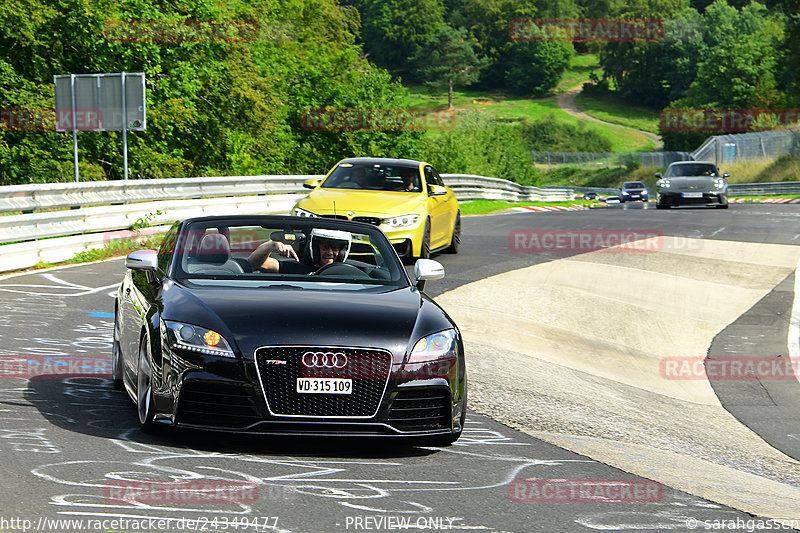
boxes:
[309,228,351,264]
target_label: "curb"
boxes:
[730,198,800,204]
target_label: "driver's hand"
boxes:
[274,242,299,261]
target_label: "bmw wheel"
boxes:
[419,220,431,260]
[443,213,461,254]
[136,333,156,432]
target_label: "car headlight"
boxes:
[714,178,726,189]
[408,329,457,363]
[621,191,630,195]
[657,179,671,188]
[293,207,318,217]
[382,214,420,229]
[162,320,235,358]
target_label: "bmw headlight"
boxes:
[293,208,318,217]
[162,320,235,358]
[408,329,457,363]
[383,214,420,228]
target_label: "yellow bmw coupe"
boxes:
[292,157,461,260]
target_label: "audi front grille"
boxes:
[254,346,393,418]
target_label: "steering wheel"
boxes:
[311,262,370,278]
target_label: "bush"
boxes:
[521,114,612,153]
[423,112,539,184]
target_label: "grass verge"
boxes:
[574,91,661,134]
[461,199,593,215]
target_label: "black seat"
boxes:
[185,233,244,275]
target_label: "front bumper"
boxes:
[658,191,727,206]
[159,345,464,437]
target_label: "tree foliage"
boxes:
[0,0,425,184]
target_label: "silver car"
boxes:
[655,161,729,209]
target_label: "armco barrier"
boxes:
[0,175,316,214]
[0,174,796,274]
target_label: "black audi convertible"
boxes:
[112,215,466,445]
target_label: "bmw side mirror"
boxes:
[414,259,445,291]
[303,178,322,189]
[427,185,447,196]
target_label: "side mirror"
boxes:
[654,172,663,179]
[427,184,447,196]
[414,259,445,291]
[303,179,322,190]
[722,172,730,178]
[126,250,158,272]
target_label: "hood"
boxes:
[162,283,438,362]
[662,176,719,190]
[298,189,423,218]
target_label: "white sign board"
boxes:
[54,73,146,131]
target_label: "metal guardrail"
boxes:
[0,173,796,274]
[727,182,800,196]
[0,175,317,214]
[0,174,577,245]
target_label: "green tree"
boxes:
[409,25,488,109]
[354,0,445,73]
[504,41,573,96]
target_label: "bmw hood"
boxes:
[162,283,449,362]
[299,189,422,218]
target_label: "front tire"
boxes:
[418,220,431,260]
[443,213,461,254]
[136,333,157,432]
[111,312,124,391]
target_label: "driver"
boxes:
[248,228,351,274]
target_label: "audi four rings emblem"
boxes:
[302,351,348,368]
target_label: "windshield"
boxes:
[321,162,422,192]
[169,218,409,289]
[623,182,646,188]
[666,164,719,177]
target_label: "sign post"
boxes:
[54,72,146,181]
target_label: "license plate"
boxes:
[296,378,352,394]
[682,192,703,198]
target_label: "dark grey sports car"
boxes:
[112,215,466,445]
[655,161,729,209]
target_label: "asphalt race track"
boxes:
[1,203,799,532]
